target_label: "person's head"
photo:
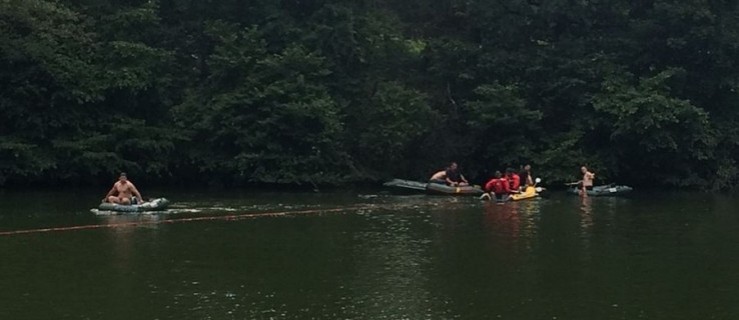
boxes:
[524,164,531,171]
[118,172,128,182]
[494,170,502,178]
[505,168,513,176]
[581,166,588,174]
[449,162,458,170]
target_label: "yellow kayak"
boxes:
[510,186,539,201]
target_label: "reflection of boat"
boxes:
[98,198,170,212]
[383,179,484,196]
[568,184,633,196]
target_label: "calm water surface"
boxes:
[0,189,738,319]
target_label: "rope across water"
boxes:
[0,204,382,237]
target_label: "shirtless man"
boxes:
[104,173,144,204]
[578,166,595,196]
[429,170,448,185]
[429,162,469,186]
[444,162,469,186]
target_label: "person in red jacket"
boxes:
[482,171,510,202]
[506,168,521,193]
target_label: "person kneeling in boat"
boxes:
[103,172,144,205]
[482,171,510,201]
[429,162,469,186]
[506,168,521,193]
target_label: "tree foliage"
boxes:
[3,0,739,189]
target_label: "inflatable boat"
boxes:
[98,198,170,212]
[568,184,633,196]
[382,179,428,194]
[383,179,484,196]
[425,182,485,196]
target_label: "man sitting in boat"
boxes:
[429,162,469,186]
[482,171,510,201]
[103,172,144,205]
[429,170,448,185]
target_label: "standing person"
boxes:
[482,171,510,201]
[519,164,534,186]
[578,166,595,196]
[104,172,144,205]
[444,162,469,186]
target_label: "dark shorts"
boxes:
[577,182,593,190]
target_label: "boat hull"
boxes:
[383,179,484,196]
[425,183,484,196]
[568,185,633,196]
[98,198,170,212]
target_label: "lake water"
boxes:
[0,189,738,319]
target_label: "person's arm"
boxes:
[431,171,446,181]
[460,174,468,184]
[445,171,456,185]
[130,183,144,201]
[484,179,495,192]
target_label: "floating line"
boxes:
[0,204,381,237]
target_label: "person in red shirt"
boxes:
[482,171,510,201]
[506,168,521,193]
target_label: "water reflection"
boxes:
[482,201,521,243]
[579,196,593,233]
[99,214,161,273]
[346,211,439,319]
[7,191,739,319]
[482,200,541,253]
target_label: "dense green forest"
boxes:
[2,0,739,189]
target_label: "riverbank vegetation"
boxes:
[2,0,739,189]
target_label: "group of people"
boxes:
[102,164,596,206]
[428,162,598,199]
[428,162,536,201]
[481,165,535,201]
